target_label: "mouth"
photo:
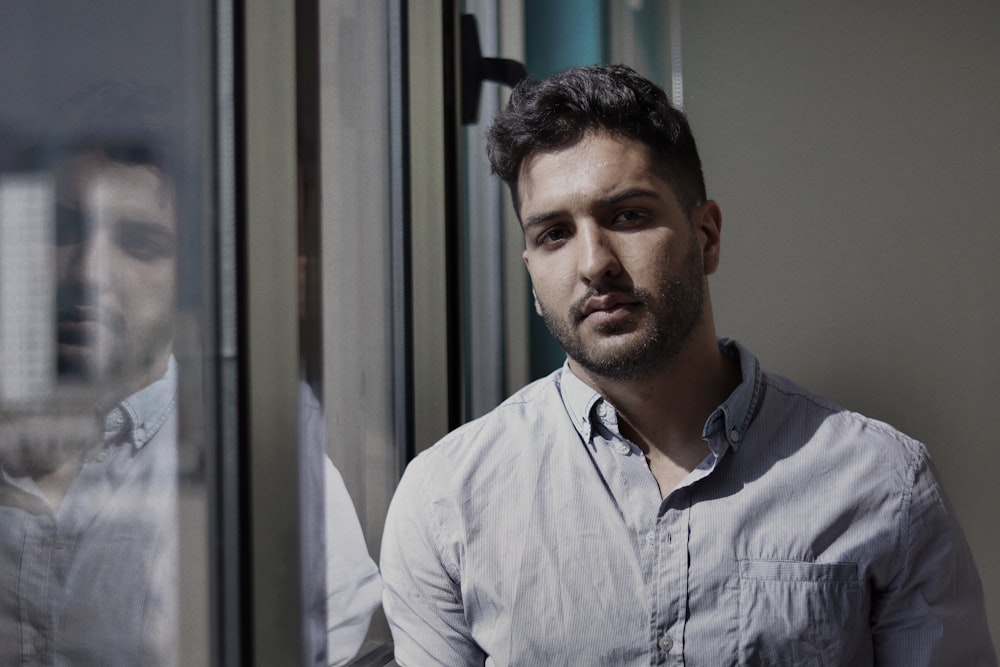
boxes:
[57,320,102,347]
[56,308,122,348]
[576,294,642,325]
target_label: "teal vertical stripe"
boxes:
[525,0,605,78]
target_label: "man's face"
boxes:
[55,152,177,395]
[519,132,721,382]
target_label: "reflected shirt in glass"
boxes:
[0,358,179,666]
[381,339,995,666]
[0,354,382,667]
[299,384,383,666]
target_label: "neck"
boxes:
[34,453,86,510]
[103,348,173,408]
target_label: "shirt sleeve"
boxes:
[380,455,486,667]
[325,459,383,666]
[870,451,996,665]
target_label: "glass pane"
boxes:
[316,0,400,662]
[0,2,215,663]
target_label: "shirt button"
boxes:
[614,441,630,456]
[134,427,147,442]
[33,636,48,654]
[729,429,741,442]
[596,404,607,418]
[658,634,674,653]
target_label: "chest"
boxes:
[451,438,883,666]
[0,440,179,665]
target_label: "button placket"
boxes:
[653,502,690,663]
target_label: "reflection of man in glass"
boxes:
[55,149,177,402]
[0,138,183,665]
[0,87,380,664]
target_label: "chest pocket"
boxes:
[738,559,866,667]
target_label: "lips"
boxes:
[56,307,123,347]
[581,295,628,316]
[58,319,101,346]
[58,308,95,342]
[575,293,642,325]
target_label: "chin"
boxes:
[58,347,126,386]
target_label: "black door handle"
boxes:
[460,13,527,125]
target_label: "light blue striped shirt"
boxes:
[382,339,995,666]
[0,358,179,665]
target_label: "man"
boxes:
[380,65,995,665]
[0,94,380,663]
[0,141,184,665]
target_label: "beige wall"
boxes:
[681,0,1000,645]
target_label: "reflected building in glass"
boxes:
[0,174,55,406]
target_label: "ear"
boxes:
[692,200,723,275]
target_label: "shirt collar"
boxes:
[103,355,178,450]
[556,361,604,444]
[703,338,762,451]
[556,339,763,452]
[0,357,178,495]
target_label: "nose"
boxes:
[577,223,621,286]
[61,229,112,292]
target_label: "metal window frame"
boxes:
[240,0,305,664]
[408,0,460,453]
[229,1,530,662]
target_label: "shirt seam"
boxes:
[890,451,923,595]
[762,375,920,447]
[414,458,463,586]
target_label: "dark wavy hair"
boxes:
[487,64,706,217]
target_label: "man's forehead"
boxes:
[56,152,176,227]
[57,151,168,189]
[516,133,669,216]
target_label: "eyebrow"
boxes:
[118,217,175,231]
[116,217,178,241]
[521,187,663,232]
[600,187,662,206]
[522,211,561,233]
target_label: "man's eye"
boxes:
[613,209,648,226]
[117,221,176,261]
[537,227,569,246]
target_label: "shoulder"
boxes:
[410,370,564,470]
[758,369,928,469]
[740,369,964,585]
[384,370,570,578]
[392,369,570,515]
